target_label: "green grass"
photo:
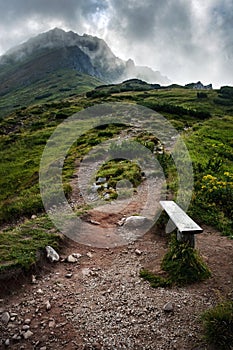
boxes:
[0,215,61,272]
[0,83,233,272]
[201,300,233,350]
[0,69,103,118]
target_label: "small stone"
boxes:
[45,246,59,262]
[65,273,73,278]
[163,302,174,312]
[1,311,10,325]
[37,288,43,294]
[81,267,91,276]
[31,275,37,284]
[117,218,126,226]
[90,220,100,225]
[45,301,51,311]
[87,252,93,258]
[67,255,78,263]
[31,214,37,219]
[96,177,106,184]
[48,319,55,328]
[5,339,10,346]
[22,325,30,330]
[24,318,31,324]
[12,334,21,340]
[72,253,82,259]
[23,330,33,339]
[135,249,142,255]
[40,347,47,350]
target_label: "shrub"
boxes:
[140,235,211,287]
[201,300,233,350]
[161,235,211,285]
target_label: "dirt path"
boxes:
[0,223,232,350]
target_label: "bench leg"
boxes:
[177,230,195,248]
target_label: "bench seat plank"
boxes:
[159,201,203,234]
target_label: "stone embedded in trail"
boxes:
[48,319,56,328]
[23,330,33,339]
[73,253,82,259]
[45,300,51,311]
[87,252,93,258]
[1,311,10,325]
[67,254,78,263]
[65,273,73,278]
[135,249,142,256]
[45,246,59,262]
[163,302,174,312]
[124,216,148,228]
[24,318,31,324]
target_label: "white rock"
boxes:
[67,255,78,263]
[5,339,10,346]
[1,311,10,325]
[31,214,37,219]
[124,216,148,228]
[97,177,107,184]
[22,325,30,330]
[87,252,93,258]
[72,253,82,259]
[23,330,33,339]
[45,301,51,311]
[163,302,174,312]
[48,319,55,328]
[65,273,73,278]
[45,246,59,262]
[135,249,142,256]
[31,275,37,284]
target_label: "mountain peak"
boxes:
[0,28,170,88]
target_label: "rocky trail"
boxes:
[0,222,232,349]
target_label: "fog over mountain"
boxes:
[0,0,233,87]
[0,28,170,86]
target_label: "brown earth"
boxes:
[0,212,232,349]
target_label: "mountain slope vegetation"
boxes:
[0,80,233,271]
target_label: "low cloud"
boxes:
[0,0,232,87]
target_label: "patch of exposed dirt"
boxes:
[0,221,232,349]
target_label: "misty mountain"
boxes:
[0,28,170,98]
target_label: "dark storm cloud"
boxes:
[0,0,232,86]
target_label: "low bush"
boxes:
[201,300,233,350]
[140,235,211,287]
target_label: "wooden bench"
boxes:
[159,200,203,247]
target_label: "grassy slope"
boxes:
[0,84,232,272]
[0,68,103,118]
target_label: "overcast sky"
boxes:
[0,0,232,87]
